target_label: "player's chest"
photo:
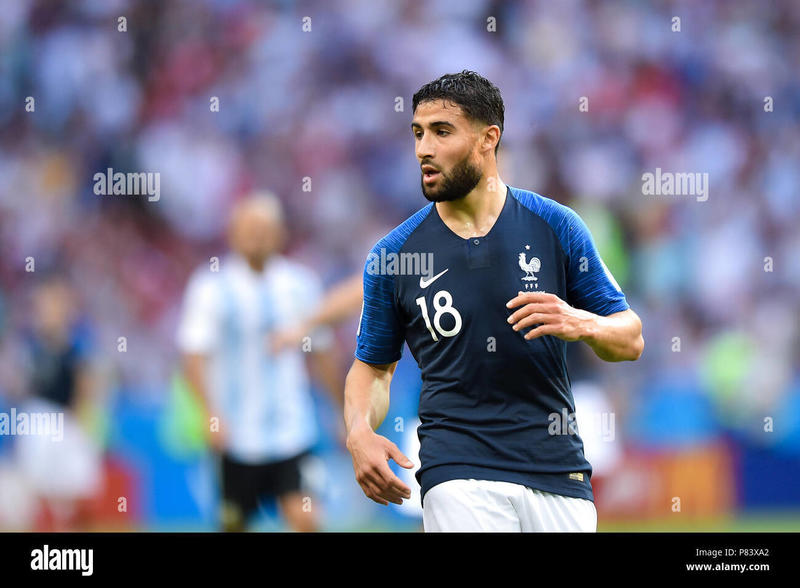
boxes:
[394,236,567,336]
[219,273,298,336]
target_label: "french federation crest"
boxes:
[518,244,541,290]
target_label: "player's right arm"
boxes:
[345,234,416,505]
[176,270,224,451]
[344,358,413,505]
[181,352,224,451]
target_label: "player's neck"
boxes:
[435,175,507,239]
[235,253,273,274]
[248,259,265,273]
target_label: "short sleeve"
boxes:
[355,241,405,365]
[175,270,221,354]
[564,209,630,316]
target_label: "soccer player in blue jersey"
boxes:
[344,70,644,532]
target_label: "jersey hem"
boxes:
[419,464,594,507]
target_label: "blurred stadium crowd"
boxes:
[0,0,798,530]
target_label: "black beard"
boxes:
[421,156,483,203]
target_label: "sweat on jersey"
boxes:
[355,186,629,504]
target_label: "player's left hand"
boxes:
[267,323,309,353]
[265,322,312,354]
[506,291,595,342]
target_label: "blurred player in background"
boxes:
[14,276,102,530]
[176,192,342,532]
[345,71,644,532]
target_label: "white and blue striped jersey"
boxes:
[176,253,331,464]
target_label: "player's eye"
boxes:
[413,129,449,138]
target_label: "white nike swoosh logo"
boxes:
[419,268,449,289]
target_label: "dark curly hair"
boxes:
[412,70,505,155]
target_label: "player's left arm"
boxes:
[507,204,644,362]
[506,292,643,362]
[297,268,347,409]
[270,274,363,352]
[307,348,345,409]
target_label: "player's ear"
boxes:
[476,123,500,156]
[483,124,501,155]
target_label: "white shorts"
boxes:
[422,478,597,532]
[13,400,102,500]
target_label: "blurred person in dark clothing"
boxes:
[13,276,102,531]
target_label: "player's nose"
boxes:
[416,134,435,161]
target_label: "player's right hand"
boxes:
[346,427,413,506]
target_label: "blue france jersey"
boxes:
[356,186,630,504]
